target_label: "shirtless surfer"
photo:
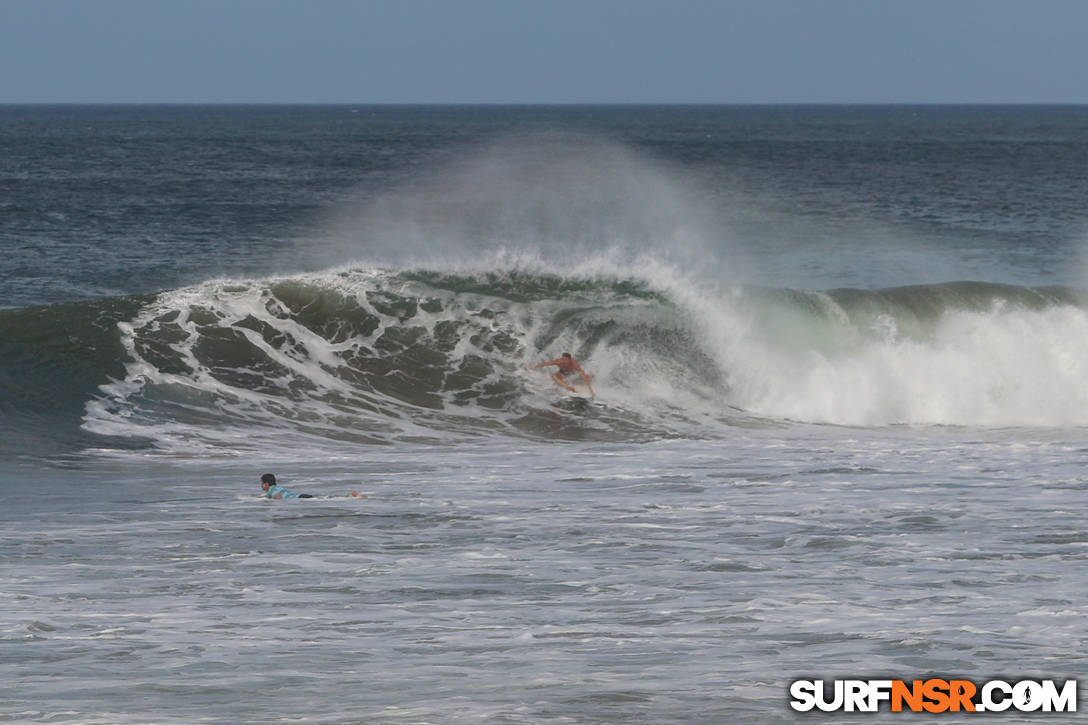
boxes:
[528,353,595,396]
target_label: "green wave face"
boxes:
[79,267,723,452]
[6,268,1088,458]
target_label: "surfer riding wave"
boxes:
[528,353,595,397]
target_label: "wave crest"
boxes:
[64,267,1088,453]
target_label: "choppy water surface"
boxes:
[5,430,1087,724]
[3,105,1088,722]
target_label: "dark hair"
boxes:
[261,473,276,485]
[561,352,571,358]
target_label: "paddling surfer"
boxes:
[260,473,365,500]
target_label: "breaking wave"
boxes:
[5,259,1088,458]
[66,262,1088,453]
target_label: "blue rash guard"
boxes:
[265,484,308,499]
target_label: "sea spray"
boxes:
[313,132,737,282]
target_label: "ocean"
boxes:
[2,104,1087,723]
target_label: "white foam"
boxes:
[82,256,1088,459]
[719,297,1088,427]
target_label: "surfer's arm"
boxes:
[528,359,560,370]
[574,364,595,396]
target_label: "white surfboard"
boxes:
[567,385,594,399]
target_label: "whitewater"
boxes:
[79,266,1088,456]
[2,105,1087,723]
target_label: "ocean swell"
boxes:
[82,266,713,453]
[6,266,1088,458]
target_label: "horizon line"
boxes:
[2,101,1087,108]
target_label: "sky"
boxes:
[1,0,1086,104]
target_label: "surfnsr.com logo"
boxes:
[789,679,1077,713]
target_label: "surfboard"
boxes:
[567,385,594,399]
